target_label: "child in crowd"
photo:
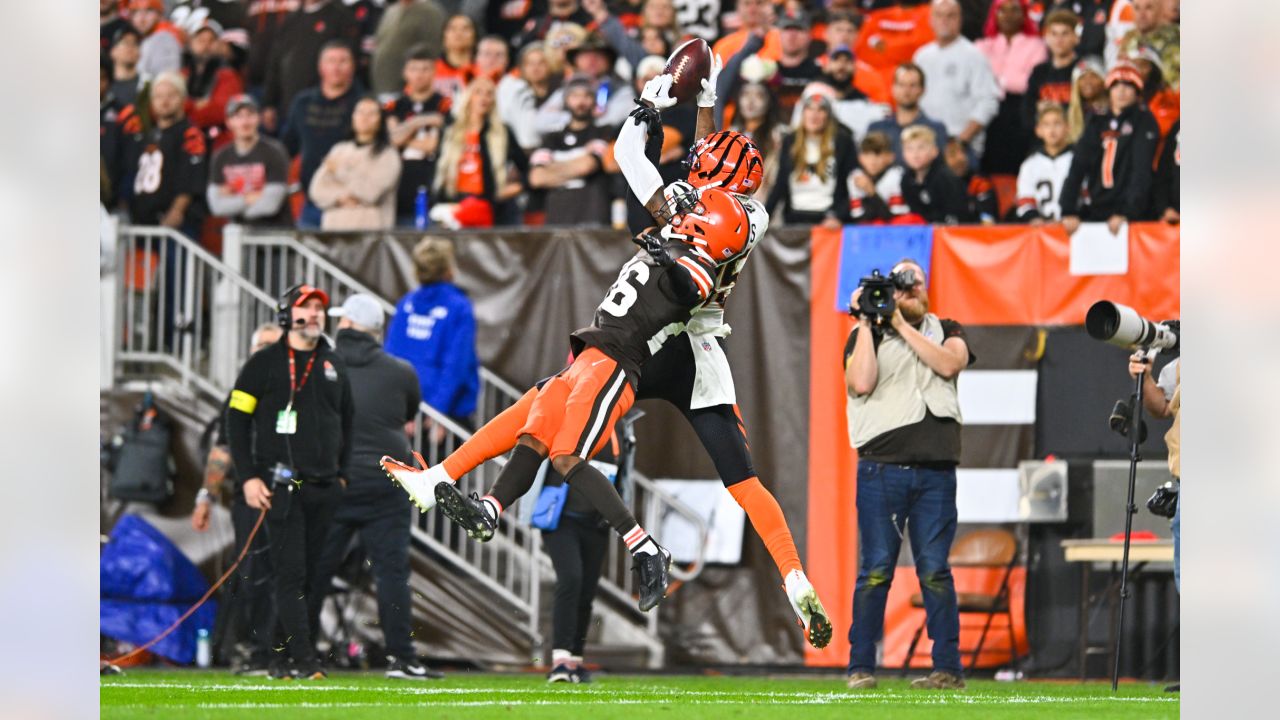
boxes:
[943,138,998,224]
[1014,103,1074,223]
[899,125,969,225]
[847,131,908,223]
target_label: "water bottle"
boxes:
[414,185,431,230]
[195,628,211,668]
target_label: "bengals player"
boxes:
[383,65,833,649]
[402,189,751,613]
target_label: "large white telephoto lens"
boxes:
[1085,301,1177,350]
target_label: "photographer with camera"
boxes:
[226,284,354,680]
[1129,351,1180,592]
[842,259,975,691]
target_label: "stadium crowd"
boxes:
[100,0,1180,239]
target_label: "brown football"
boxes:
[663,37,712,106]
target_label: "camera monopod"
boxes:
[1086,301,1178,691]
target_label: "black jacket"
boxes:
[333,328,421,517]
[766,128,856,224]
[901,158,971,225]
[1153,119,1179,215]
[1060,102,1160,220]
[226,335,353,488]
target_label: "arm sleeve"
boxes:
[423,301,477,415]
[243,183,288,218]
[207,183,248,217]
[1059,126,1097,215]
[968,54,1002,127]
[615,117,665,205]
[599,15,647,69]
[226,353,268,486]
[1122,116,1159,219]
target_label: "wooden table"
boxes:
[1060,539,1174,680]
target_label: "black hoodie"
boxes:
[334,328,421,518]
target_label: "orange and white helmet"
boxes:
[670,187,750,262]
[685,131,764,195]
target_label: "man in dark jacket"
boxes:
[313,294,444,680]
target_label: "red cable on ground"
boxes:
[103,507,268,669]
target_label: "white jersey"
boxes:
[847,165,908,221]
[1014,149,1073,221]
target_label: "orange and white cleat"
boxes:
[379,452,453,513]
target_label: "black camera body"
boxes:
[1146,481,1178,518]
[852,268,920,322]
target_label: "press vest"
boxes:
[846,313,963,449]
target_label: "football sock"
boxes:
[441,387,536,480]
[727,476,803,578]
[625,529,659,556]
[563,460,641,539]
[480,495,503,522]
[485,443,545,511]
[551,649,572,666]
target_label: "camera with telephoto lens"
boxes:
[852,268,920,323]
[1086,301,1179,353]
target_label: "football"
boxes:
[663,37,712,106]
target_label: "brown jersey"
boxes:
[571,241,718,387]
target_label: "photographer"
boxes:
[226,285,354,680]
[1129,352,1180,592]
[842,259,975,692]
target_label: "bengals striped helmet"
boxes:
[670,187,750,262]
[685,131,764,195]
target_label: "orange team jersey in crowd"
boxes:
[855,3,935,93]
[815,55,893,105]
[433,59,473,102]
[713,28,782,63]
[1148,89,1180,140]
[456,130,485,197]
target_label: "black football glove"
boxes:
[629,100,664,162]
[633,228,674,267]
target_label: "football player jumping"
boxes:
[384,60,831,647]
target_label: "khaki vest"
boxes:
[846,313,963,449]
[1166,362,1180,478]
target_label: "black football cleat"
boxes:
[434,482,496,542]
[632,544,672,612]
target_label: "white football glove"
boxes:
[641,73,678,110]
[697,53,723,108]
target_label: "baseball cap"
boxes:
[828,44,854,59]
[129,0,164,11]
[293,284,330,309]
[1105,62,1145,92]
[329,293,384,331]
[225,94,259,116]
[778,12,811,30]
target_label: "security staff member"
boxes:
[842,259,975,692]
[226,284,353,680]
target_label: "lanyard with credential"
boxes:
[285,345,317,413]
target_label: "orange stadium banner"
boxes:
[805,222,1179,668]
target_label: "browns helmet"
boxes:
[685,131,764,195]
[670,187,750,262]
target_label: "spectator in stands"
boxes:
[811,45,890,141]
[283,41,362,229]
[727,78,783,198]
[775,12,822,115]
[207,95,293,227]
[583,0,677,73]
[1116,0,1178,89]
[913,0,1001,171]
[848,131,909,224]
[498,42,557,152]
[899,125,969,225]
[370,0,446,97]
[432,77,529,228]
[713,0,780,63]
[529,76,615,226]
[110,26,146,112]
[1022,10,1079,138]
[974,0,1045,173]
[536,35,635,135]
[866,63,949,164]
[1131,44,1179,139]
[101,0,130,52]
[386,47,452,227]
[1065,55,1106,142]
[943,138,998,224]
[511,0,594,52]
[119,72,209,235]
[182,20,245,151]
[101,55,124,206]
[473,36,511,82]
[435,14,478,102]
[309,96,402,230]
[386,238,479,426]
[244,0,296,97]
[818,11,891,104]
[262,0,361,132]
[1046,0,1107,58]
[315,294,444,681]
[766,92,855,228]
[1152,119,1179,224]
[1060,63,1160,235]
[129,0,183,78]
[1013,102,1073,223]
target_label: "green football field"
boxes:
[101,670,1179,719]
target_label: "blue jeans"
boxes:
[848,460,962,676]
[1172,478,1180,592]
[296,199,323,229]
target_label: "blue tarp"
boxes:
[835,225,935,313]
[100,514,216,664]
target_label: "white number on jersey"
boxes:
[134,148,164,195]
[600,257,651,317]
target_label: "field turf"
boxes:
[101,670,1178,719]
